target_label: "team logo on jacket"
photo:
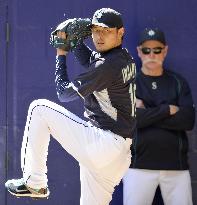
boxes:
[152,82,157,89]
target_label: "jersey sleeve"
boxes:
[55,55,80,102]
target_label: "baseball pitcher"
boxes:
[5,8,136,205]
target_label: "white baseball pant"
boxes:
[123,168,193,205]
[20,99,132,205]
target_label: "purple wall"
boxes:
[0,0,197,204]
[0,1,7,203]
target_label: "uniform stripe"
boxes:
[93,89,117,121]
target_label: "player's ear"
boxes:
[163,45,168,57]
[118,27,124,39]
[136,46,142,58]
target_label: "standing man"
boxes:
[5,8,136,205]
[123,28,195,205]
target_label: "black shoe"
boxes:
[5,178,50,199]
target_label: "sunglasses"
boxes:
[140,47,164,55]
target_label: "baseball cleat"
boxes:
[5,178,50,199]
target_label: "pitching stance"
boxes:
[5,8,136,205]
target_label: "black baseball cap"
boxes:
[139,28,166,45]
[91,8,123,29]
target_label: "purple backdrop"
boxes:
[0,0,196,204]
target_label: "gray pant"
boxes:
[123,168,193,205]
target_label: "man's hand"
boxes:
[136,98,145,108]
[169,105,179,115]
[50,18,92,52]
[56,31,68,56]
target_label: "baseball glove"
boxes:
[50,18,92,51]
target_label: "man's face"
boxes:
[91,25,124,52]
[137,40,168,70]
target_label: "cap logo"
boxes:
[95,10,103,19]
[148,30,155,36]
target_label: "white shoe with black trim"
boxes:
[5,178,50,199]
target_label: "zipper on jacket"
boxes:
[178,137,183,169]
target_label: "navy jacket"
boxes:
[131,70,195,170]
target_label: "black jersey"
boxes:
[131,70,195,170]
[55,43,136,139]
